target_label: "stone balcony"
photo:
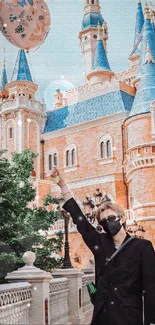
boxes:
[0,97,46,115]
[45,210,135,236]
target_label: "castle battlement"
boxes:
[64,79,135,106]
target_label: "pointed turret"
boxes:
[0,48,9,101]
[79,0,108,76]
[130,42,155,116]
[17,50,33,82]
[137,3,155,77]
[54,89,63,109]
[6,50,38,100]
[129,0,144,66]
[2,50,8,90]
[91,22,111,71]
[86,23,114,84]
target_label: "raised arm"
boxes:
[50,168,101,255]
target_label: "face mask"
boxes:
[99,219,122,237]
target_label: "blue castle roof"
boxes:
[134,1,144,46]
[92,39,111,71]
[130,1,144,57]
[44,91,134,133]
[82,13,104,30]
[137,15,155,77]
[17,50,33,82]
[1,66,8,90]
[130,50,155,116]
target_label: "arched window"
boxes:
[49,154,52,170]
[71,148,76,165]
[65,144,77,167]
[107,140,112,157]
[9,127,13,139]
[47,150,58,173]
[53,153,58,166]
[99,135,113,159]
[66,150,70,167]
[100,141,105,158]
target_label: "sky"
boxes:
[0,0,147,109]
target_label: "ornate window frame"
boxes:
[97,135,113,165]
[64,144,77,172]
[46,149,59,176]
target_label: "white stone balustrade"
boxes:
[50,278,70,325]
[0,251,95,325]
[0,98,45,114]
[82,274,94,318]
[0,282,32,325]
[48,218,77,235]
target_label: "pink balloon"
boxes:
[0,0,51,51]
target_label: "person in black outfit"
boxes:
[51,168,155,325]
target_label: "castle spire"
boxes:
[79,0,109,76]
[134,0,144,46]
[130,31,155,116]
[91,22,111,71]
[2,47,8,90]
[86,23,114,83]
[129,0,144,63]
[17,50,33,82]
[137,2,155,77]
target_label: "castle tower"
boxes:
[0,50,46,178]
[129,0,144,67]
[0,48,9,102]
[79,0,108,75]
[54,89,63,108]
[124,25,155,239]
[87,23,114,84]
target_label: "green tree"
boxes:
[0,149,63,283]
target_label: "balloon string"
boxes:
[27,52,42,103]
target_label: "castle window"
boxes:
[107,140,112,157]
[53,153,58,166]
[137,147,143,156]
[49,154,52,170]
[9,127,13,139]
[152,146,155,154]
[99,135,113,160]
[65,144,77,167]
[71,148,76,165]
[48,151,58,172]
[93,35,97,39]
[100,141,105,158]
[92,0,94,3]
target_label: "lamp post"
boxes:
[58,197,73,269]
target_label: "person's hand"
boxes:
[50,167,65,187]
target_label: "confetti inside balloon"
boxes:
[0,0,51,51]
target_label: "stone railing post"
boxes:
[52,268,84,325]
[5,251,52,325]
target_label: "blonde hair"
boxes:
[96,201,126,228]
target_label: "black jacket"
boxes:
[63,198,155,325]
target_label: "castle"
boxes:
[1,0,155,269]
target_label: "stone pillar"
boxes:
[52,268,84,325]
[5,251,52,325]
